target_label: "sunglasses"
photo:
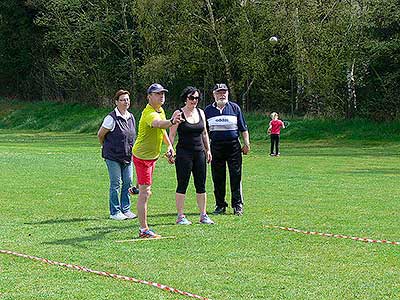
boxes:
[188,95,200,101]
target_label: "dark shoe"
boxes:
[212,206,226,215]
[128,186,139,195]
[233,207,243,216]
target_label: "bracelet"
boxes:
[169,118,175,125]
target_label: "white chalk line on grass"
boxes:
[0,249,210,300]
[266,225,400,246]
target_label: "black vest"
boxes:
[102,110,136,164]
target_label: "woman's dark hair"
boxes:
[180,86,201,104]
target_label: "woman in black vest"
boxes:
[97,89,137,220]
[169,86,214,225]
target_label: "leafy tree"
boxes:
[0,0,43,99]
[32,0,142,105]
[357,0,400,120]
[0,0,398,119]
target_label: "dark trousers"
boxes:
[270,134,280,155]
[175,148,206,194]
[210,140,243,209]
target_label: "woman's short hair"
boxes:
[113,89,130,102]
[180,86,201,104]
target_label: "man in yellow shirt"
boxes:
[133,83,183,238]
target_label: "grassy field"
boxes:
[0,129,399,300]
[2,97,400,142]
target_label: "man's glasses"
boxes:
[188,95,200,101]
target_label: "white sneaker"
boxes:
[110,211,128,220]
[123,210,137,219]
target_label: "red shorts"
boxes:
[133,155,157,185]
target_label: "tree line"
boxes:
[1,0,399,119]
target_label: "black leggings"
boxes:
[175,148,206,194]
[270,134,280,155]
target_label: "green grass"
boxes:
[0,100,110,133]
[0,130,399,299]
[2,97,400,142]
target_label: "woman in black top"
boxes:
[169,86,214,225]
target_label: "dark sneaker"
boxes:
[233,207,243,216]
[212,206,226,215]
[128,186,139,195]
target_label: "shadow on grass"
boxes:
[43,224,135,248]
[281,152,400,157]
[84,225,133,232]
[26,213,202,226]
[25,217,101,225]
[36,214,202,247]
[146,212,207,226]
[148,212,200,218]
[43,232,111,248]
[265,141,400,157]
[341,168,400,175]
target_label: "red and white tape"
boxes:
[267,225,400,246]
[0,249,210,300]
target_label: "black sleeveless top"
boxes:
[176,108,204,151]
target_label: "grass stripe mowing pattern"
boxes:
[0,131,399,299]
[0,250,210,300]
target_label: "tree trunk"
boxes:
[292,6,304,113]
[121,0,136,102]
[241,78,254,111]
[205,0,236,101]
[346,59,356,119]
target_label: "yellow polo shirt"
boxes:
[132,104,166,160]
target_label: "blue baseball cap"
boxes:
[147,83,168,94]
